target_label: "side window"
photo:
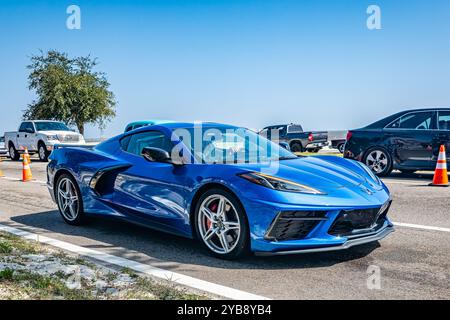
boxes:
[387,112,434,130]
[25,122,35,132]
[287,124,303,133]
[19,122,28,132]
[120,135,131,150]
[125,131,173,156]
[438,111,450,131]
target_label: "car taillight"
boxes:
[346,131,353,141]
[308,133,313,142]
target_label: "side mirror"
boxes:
[142,147,184,165]
[279,142,290,151]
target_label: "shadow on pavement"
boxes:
[10,210,379,271]
[385,171,434,181]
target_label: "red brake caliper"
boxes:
[205,202,217,230]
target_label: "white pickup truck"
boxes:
[4,120,85,162]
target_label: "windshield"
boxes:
[35,122,70,131]
[173,126,297,164]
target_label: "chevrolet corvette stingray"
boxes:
[47,122,394,259]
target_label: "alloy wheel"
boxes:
[57,177,79,222]
[39,146,46,161]
[9,146,15,159]
[365,150,388,174]
[197,194,241,255]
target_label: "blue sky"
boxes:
[1,0,449,138]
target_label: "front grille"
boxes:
[328,202,391,237]
[58,134,80,142]
[265,211,328,241]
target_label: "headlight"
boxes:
[238,172,326,195]
[46,135,59,141]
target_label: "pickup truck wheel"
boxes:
[337,143,345,154]
[290,142,304,153]
[38,142,49,162]
[9,144,20,161]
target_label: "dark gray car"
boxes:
[260,124,328,152]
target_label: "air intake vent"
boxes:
[265,211,328,241]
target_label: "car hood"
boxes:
[232,156,382,192]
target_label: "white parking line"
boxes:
[393,222,450,233]
[382,180,427,186]
[0,223,269,300]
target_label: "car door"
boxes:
[17,122,35,151]
[434,110,450,162]
[384,111,435,169]
[113,130,193,236]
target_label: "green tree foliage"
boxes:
[23,50,116,135]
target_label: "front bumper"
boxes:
[46,141,87,151]
[305,141,328,149]
[255,223,394,256]
[243,189,393,254]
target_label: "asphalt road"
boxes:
[0,157,449,299]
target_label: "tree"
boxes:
[23,50,116,135]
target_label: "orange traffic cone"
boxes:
[22,152,33,182]
[430,145,449,187]
[0,156,4,177]
[24,147,31,163]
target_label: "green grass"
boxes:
[0,231,206,300]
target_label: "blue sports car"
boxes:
[47,122,394,259]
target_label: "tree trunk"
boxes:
[77,123,84,136]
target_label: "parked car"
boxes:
[4,120,85,162]
[259,124,328,152]
[47,122,393,259]
[0,136,8,156]
[331,138,346,153]
[344,108,450,176]
[125,120,173,133]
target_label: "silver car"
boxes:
[0,136,8,156]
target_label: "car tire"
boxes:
[55,173,86,226]
[194,188,250,260]
[9,144,20,161]
[363,147,393,177]
[337,143,345,154]
[290,142,304,153]
[38,142,49,162]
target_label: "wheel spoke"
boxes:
[59,190,67,199]
[217,197,226,216]
[203,227,218,241]
[218,232,230,252]
[224,221,240,231]
[367,154,376,163]
[68,203,76,219]
[201,208,214,222]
